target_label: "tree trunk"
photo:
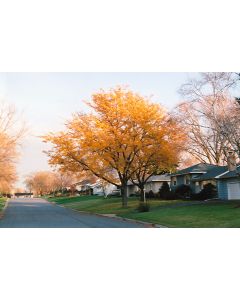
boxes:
[140,186,146,203]
[121,185,128,208]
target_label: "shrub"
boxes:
[175,184,192,198]
[55,192,62,197]
[191,183,217,200]
[164,191,178,200]
[159,182,170,199]
[146,190,155,199]
[62,188,69,195]
[138,202,150,212]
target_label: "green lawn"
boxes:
[122,202,240,228]
[0,197,7,213]
[47,195,240,228]
[47,195,184,215]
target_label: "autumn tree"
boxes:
[54,172,78,193]
[25,171,78,196]
[129,116,186,202]
[25,171,57,196]
[44,87,186,207]
[0,101,26,193]
[176,72,239,165]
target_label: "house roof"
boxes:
[74,179,96,186]
[147,174,171,182]
[127,174,170,186]
[171,163,217,177]
[218,165,240,179]
[191,165,228,182]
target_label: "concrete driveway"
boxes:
[0,197,146,228]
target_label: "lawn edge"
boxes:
[69,207,168,228]
[48,199,167,228]
[0,198,9,220]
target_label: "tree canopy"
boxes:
[44,87,186,206]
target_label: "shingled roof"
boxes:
[127,174,170,186]
[171,163,217,176]
[218,165,240,179]
[191,165,228,181]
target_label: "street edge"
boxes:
[47,199,167,228]
[64,206,167,228]
[0,198,9,220]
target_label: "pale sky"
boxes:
[0,72,195,188]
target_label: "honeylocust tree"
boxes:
[44,87,185,207]
[129,116,186,202]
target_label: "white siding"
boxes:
[145,182,167,193]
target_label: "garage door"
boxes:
[227,182,240,200]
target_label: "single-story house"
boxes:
[127,174,171,196]
[14,192,34,198]
[74,179,119,197]
[171,154,240,200]
[90,181,118,197]
[74,180,95,195]
[217,165,240,200]
[191,165,228,193]
[170,163,228,194]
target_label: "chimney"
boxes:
[227,150,237,172]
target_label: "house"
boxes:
[90,181,118,197]
[217,166,240,200]
[170,163,228,194]
[127,174,171,196]
[74,179,95,195]
[191,165,228,193]
[74,179,119,197]
[14,192,34,198]
[171,150,240,200]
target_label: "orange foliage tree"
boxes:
[0,101,26,194]
[43,87,186,207]
[129,117,186,202]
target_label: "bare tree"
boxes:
[176,73,239,165]
[179,72,237,101]
[214,99,240,159]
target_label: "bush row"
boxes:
[143,182,217,201]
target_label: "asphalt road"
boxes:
[0,197,146,228]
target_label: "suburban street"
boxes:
[0,198,145,228]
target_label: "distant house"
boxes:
[74,180,95,195]
[74,179,118,197]
[217,165,240,200]
[90,181,118,197]
[14,192,33,198]
[127,174,171,196]
[170,163,228,194]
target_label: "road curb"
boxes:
[45,198,168,228]
[55,203,168,228]
[0,198,9,220]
